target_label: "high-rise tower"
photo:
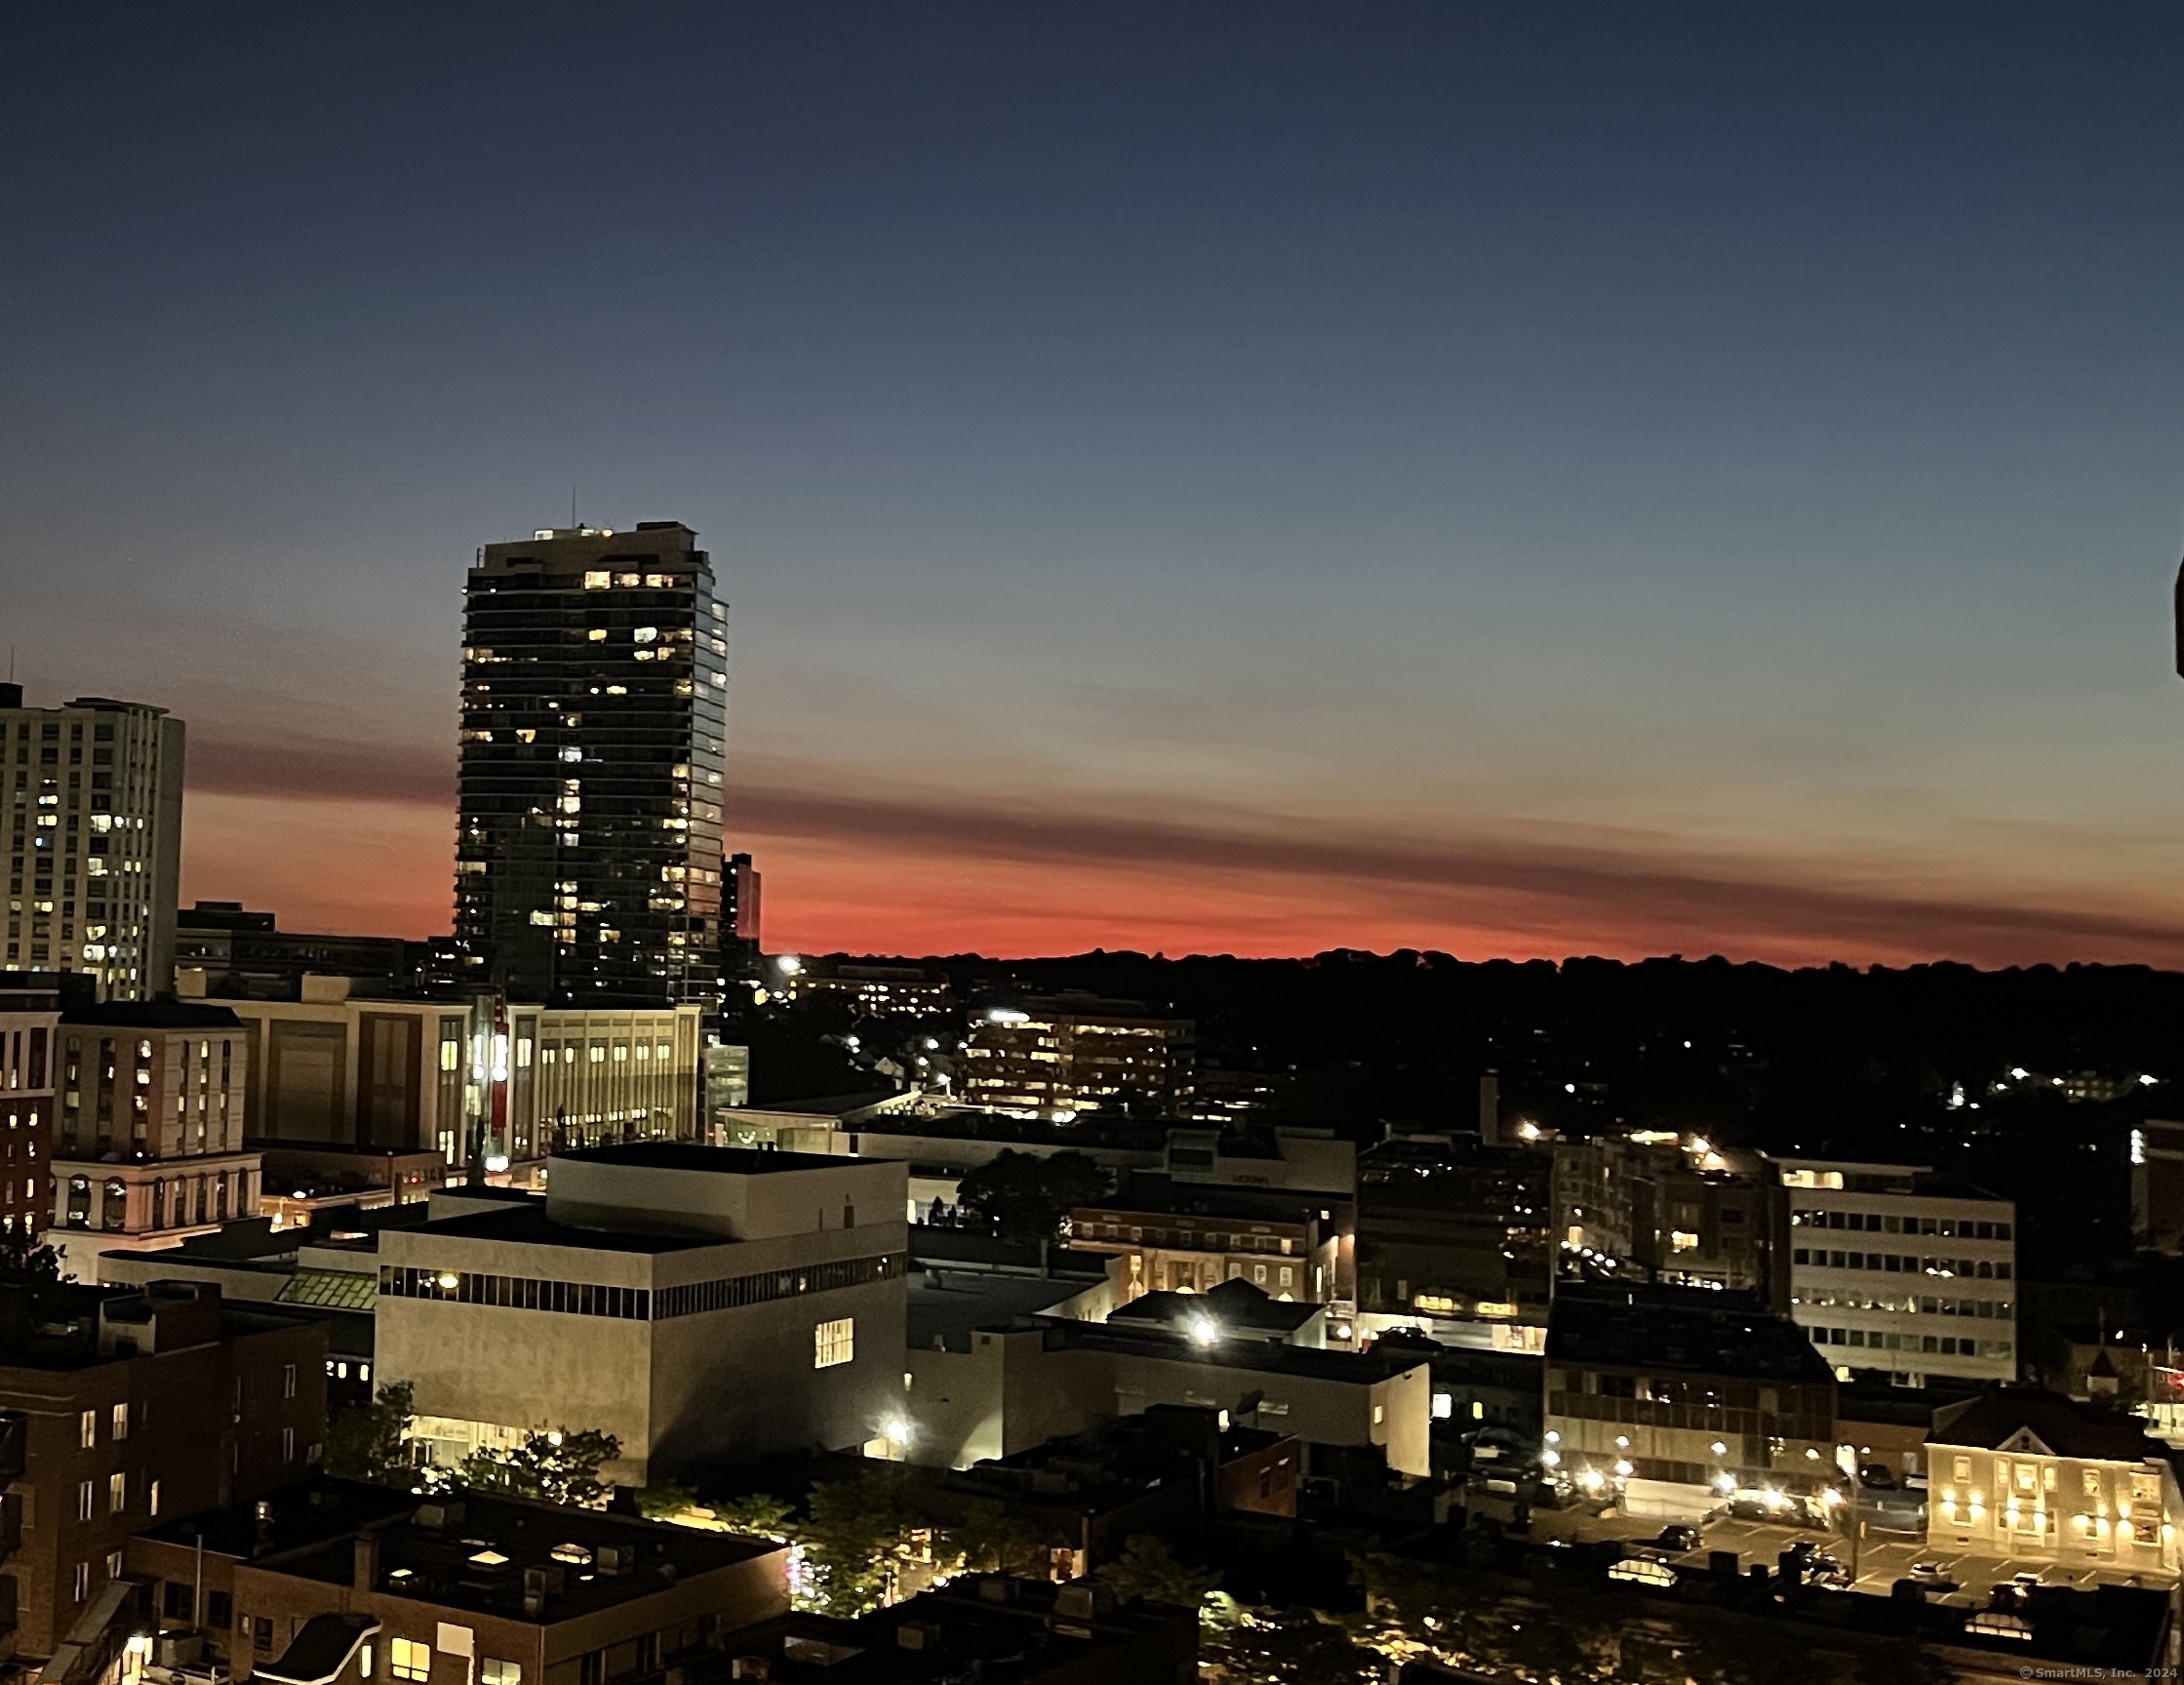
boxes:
[455,523,728,1007]
[0,686,185,1000]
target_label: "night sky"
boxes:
[5,4,2182,965]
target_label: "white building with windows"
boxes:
[376,1143,908,1483]
[1769,1156,2017,1386]
[0,687,184,1000]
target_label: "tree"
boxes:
[709,1491,798,1542]
[457,1427,619,1509]
[947,1498,1062,1579]
[0,1230,63,1283]
[956,1150,1109,1248]
[634,1479,700,1522]
[1096,1535,1218,1615]
[326,1381,419,1487]
[1209,1611,1379,1685]
[800,1468,920,1617]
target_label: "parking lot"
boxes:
[1531,1507,2175,1607]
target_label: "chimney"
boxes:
[1478,1071,1500,1147]
[353,1533,379,1592]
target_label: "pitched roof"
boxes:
[1929,1387,2160,1463]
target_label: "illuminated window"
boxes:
[482,1663,522,1685]
[1431,1392,1453,1420]
[814,1317,854,1369]
[390,1639,432,1682]
[581,571,611,589]
[78,1409,95,1449]
[586,628,608,642]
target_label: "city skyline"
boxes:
[7,4,2184,967]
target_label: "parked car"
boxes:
[1908,1561,1960,1592]
[1653,1524,1701,1552]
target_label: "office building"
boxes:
[1772,1156,2018,1387]
[0,1279,327,1666]
[774,960,951,1017]
[962,995,1194,1119]
[48,999,258,1278]
[375,1144,908,1483]
[0,687,184,1001]
[0,973,62,1240]
[1927,1388,2184,1576]
[179,976,701,1177]
[455,523,728,1009]
[1543,1283,1838,1521]
[131,1480,789,1685]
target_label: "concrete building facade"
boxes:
[374,1145,909,1483]
[0,689,183,1002]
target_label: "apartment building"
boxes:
[376,1144,908,1483]
[0,1280,326,1665]
[0,974,61,1241]
[49,999,258,1277]
[1553,1133,1791,1306]
[0,688,183,1002]
[1771,1156,2018,1387]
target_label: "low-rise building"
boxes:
[135,1482,789,1685]
[774,959,952,1017]
[376,1145,909,1484]
[181,976,703,1179]
[962,995,1194,1120]
[0,1279,327,1667]
[1772,1155,2018,1387]
[1926,1387,2184,1578]
[1553,1134,1791,1306]
[1068,1173,1355,1313]
[0,973,62,1242]
[1357,1132,1552,1333]
[1544,1283,1838,1521]
[905,1315,1431,1485]
[48,999,258,1277]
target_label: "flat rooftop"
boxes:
[555,1143,854,1176]
[1080,1173,1340,1224]
[163,1484,780,1624]
[906,1270,1086,1352]
[406,1204,725,1254]
[1547,1286,1835,1384]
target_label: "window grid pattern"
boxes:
[378,1251,902,1322]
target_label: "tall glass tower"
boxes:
[455,522,727,1007]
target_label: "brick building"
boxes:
[0,1279,327,1665]
[136,1484,787,1685]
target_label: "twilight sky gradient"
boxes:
[5,3,2183,965]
